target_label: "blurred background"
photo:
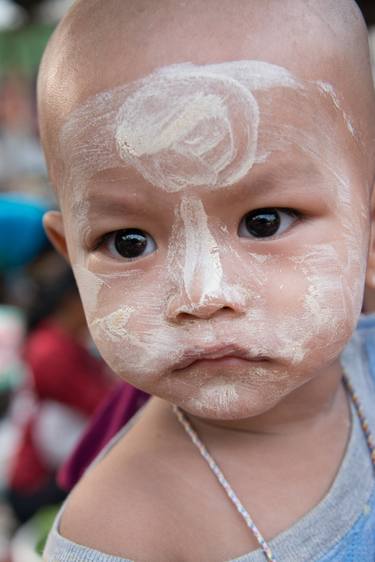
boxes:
[0,2,118,561]
[0,1,375,561]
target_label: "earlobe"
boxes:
[366,257,375,289]
[43,210,69,260]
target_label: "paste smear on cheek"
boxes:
[188,238,361,417]
[89,298,182,378]
[73,265,120,320]
[293,246,349,346]
[91,305,134,342]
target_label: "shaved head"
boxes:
[40,0,375,425]
[38,0,375,187]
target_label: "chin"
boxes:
[179,388,281,421]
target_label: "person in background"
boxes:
[0,192,52,560]
[0,193,51,505]
[5,251,116,524]
[0,194,115,525]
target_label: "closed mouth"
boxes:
[173,345,270,371]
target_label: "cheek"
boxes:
[71,223,366,420]
[184,245,362,419]
[74,265,185,384]
[217,235,364,377]
[261,240,365,364]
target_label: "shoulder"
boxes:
[59,411,191,561]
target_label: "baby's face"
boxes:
[57,61,369,420]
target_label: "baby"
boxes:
[39,0,375,560]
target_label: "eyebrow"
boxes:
[72,192,143,219]
[237,157,333,199]
[71,157,333,220]
[71,171,170,217]
[73,192,127,214]
[253,159,324,184]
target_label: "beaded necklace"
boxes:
[172,373,375,562]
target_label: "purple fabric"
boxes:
[57,383,149,491]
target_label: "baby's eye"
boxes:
[105,229,156,260]
[238,208,298,239]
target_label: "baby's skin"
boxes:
[39,0,375,560]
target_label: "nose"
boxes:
[167,196,247,322]
[166,285,247,322]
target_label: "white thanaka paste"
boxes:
[179,197,223,304]
[59,58,359,203]
[115,79,259,192]
[92,305,134,342]
[93,239,356,380]
[295,246,347,330]
[187,365,298,415]
[161,61,300,91]
[190,381,240,413]
[114,61,303,192]
[113,66,356,193]
[82,235,361,415]
[165,200,251,318]
[316,81,356,137]
[76,226,364,414]
[60,59,366,419]
[73,264,106,320]
[288,242,363,361]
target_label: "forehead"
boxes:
[58,60,361,207]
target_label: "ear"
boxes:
[364,187,375,313]
[366,234,375,290]
[367,186,375,286]
[43,211,69,260]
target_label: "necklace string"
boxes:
[172,373,375,562]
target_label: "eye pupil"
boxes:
[114,229,147,258]
[245,208,280,238]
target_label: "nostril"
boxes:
[174,303,240,321]
[166,288,248,323]
[177,312,196,322]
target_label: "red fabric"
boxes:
[24,322,112,415]
[9,423,47,492]
[9,321,114,492]
[58,383,149,491]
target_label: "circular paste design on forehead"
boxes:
[115,61,299,191]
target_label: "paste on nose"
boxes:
[180,197,224,304]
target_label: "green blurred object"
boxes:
[33,504,61,556]
[0,23,53,76]
[0,305,26,393]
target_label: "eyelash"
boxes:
[93,229,156,261]
[92,207,302,260]
[238,207,301,241]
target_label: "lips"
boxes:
[173,344,270,371]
